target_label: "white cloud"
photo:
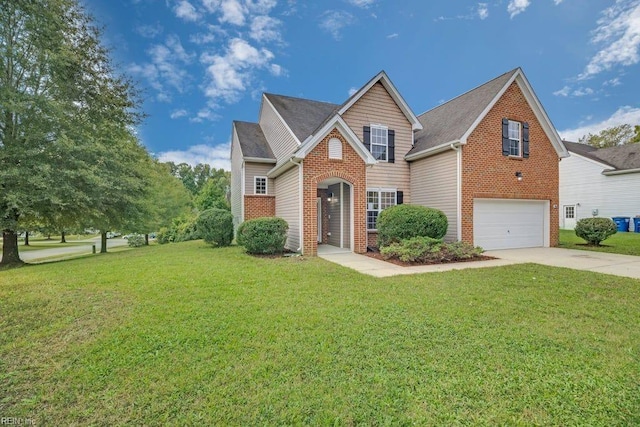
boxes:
[348,87,358,96]
[478,3,489,20]
[558,106,640,141]
[507,0,530,18]
[319,10,354,40]
[604,77,622,86]
[250,15,282,42]
[571,87,595,97]
[174,0,200,21]
[386,33,398,39]
[347,0,376,8]
[157,143,231,170]
[553,86,571,97]
[246,0,278,14]
[128,35,193,102]
[189,108,220,123]
[220,0,247,25]
[554,0,564,4]
[579,0,640,79]
[170,109,188,119]
[270,63,285,76]
[201,38,276,102]
[136,23,163,38]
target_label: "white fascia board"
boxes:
[602,167,640,176]
[295,115,377,165]
[244,157,276,164]
[338,71,423,131]
[267,157,297,178]
[567,151,615,169]
[459,69,569,159]
[262,94,301,145]
[404,140,462,162]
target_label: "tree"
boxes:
[194,169,230,211]
[579,124,638,148]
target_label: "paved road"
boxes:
[2,238,129,263]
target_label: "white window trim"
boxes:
[254,176,267,195]
[366,187,397,231]
[508,120,522,157]
[370,124,389,162]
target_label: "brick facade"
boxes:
[302,128,367,256]
[461,82,560,246]
[244,195,276,220]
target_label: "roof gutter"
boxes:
[602,167,640,176]
[244,157,276,164]
[405,140,462,162]
[267,155,301,178]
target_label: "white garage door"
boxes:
[473,199,547,250]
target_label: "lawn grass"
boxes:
[559,228,640,256]
[1,241,639,425]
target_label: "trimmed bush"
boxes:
[377,204,448,247]
[197,208,234,247]
[575,217,617,246]
[127,234,145,247]
[237,217,288,254]
[381,236,483,263]
[157,215,200,244]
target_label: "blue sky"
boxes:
[85,0,640,170]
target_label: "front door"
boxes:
[563,205,576,229]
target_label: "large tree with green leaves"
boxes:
[580,124,640,148]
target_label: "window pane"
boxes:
[255,177,266,194]
[381,191,396,209]
[508,121,520,140]
[367,191,379,210]
[371,144,386,161]
[367,211,378,230]
[509,140,520,156]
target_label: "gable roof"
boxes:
[233,121,275,162]
[564,140,640,173]
[407,68,569,160]
[338,70,423,131]
[264,93,338,142]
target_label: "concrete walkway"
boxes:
[318,247,640,279]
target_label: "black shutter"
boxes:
[396,191,403,205]
[387,129,395,163]
[522,122,530,158]
[363,126,371,152]
[502,118,510,156]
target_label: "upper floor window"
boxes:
[370,125,388,161]
[254,176,267,194]
[508,120,521,157]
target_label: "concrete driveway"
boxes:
[485,247,640,279]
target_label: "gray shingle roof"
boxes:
[234,121,275,160]
[409,68,519,156]
[564,140,640,170]
[264,93,339,142]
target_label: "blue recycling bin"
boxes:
[634,217,640,233]
[612,217,630,232]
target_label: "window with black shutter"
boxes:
[363,125,394,162]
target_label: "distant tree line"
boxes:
[579,124,640,148]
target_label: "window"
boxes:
[254,176,267,194]
[565,206,575,219]
[508,120,521,157]
[367,189,397,230]
[370,125,388,161]
[328,137,342,159]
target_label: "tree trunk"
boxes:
[24,231,29,246]
[145,233,149,246]
[101,231,107,253]
[46,234,52,240]
[1,230,23,266]
[60,230,66,243]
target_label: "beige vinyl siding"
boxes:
[342,82,412,201]
[230,127,244,229]
[410,150,458,242]
[244,162,274,195]
[275,166,301,251]
[259,96,298,160]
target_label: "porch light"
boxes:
[327,192,334,202]
[515,171,523,181]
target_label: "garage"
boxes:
[473,199,549,250]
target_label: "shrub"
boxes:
[197,208,234,247]
[127,234,145,247]
[237,217,288,254]
[381,237,483,263]
[377,204,448,247]
[575,217,617,246]
[157,215,200,244]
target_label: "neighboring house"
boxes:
[230,68,569,254]
[559,141,640,229]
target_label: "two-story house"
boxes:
[230,68,569,255]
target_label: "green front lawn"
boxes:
[1,242,639,425]
[559,228,640,256]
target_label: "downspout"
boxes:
[450,143,462,242]
[289,157,303,253]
